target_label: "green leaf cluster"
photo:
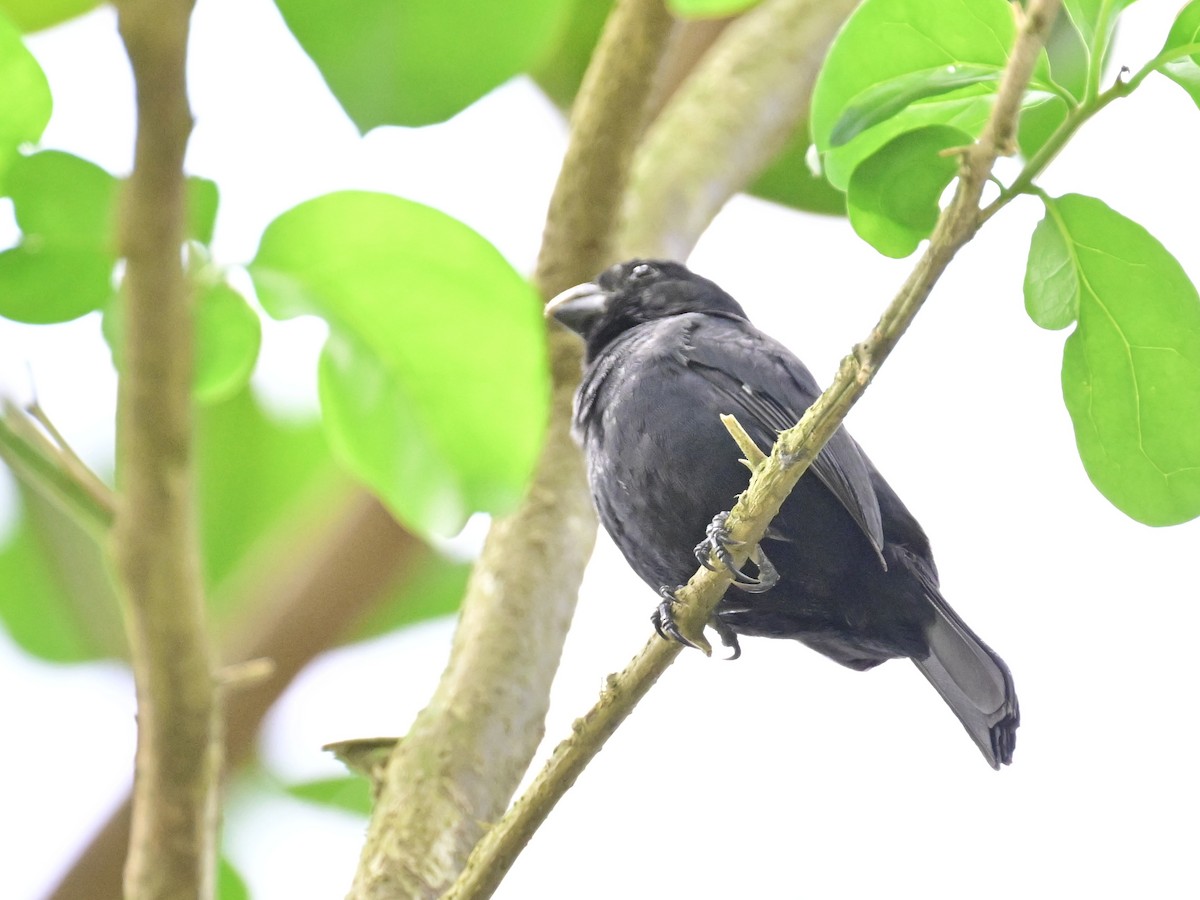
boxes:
[2,8,555,672]
[809,0,1200,525]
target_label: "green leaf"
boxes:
[217,856,250,900]
[0,483,124,663]
[273,0,571,129]
[0,151,119,323]
[193,282,262,405]
[810,0,1058,191]
[1017,10,1087,155]
[250,191,549,539]
[102,278,262,404]
[846,125,966,258]
[187,176,220,246]
[822,88,997,191]
[0,244,114,323]
[747,129,845,216]
[668,0,759,17]
[1036,194,1200,526]
[0,13,51,189]
[195,386,342,606]
[1024,207,1079,331]
[812,0,1020,151]
[829,64,1002,148]
[1062,0,1135,60]
[1159,0,1200,109]
[0,0,100,33]
[286,775,372,816]
[8,150,118,245]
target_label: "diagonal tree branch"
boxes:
[347,2,676,897]
[111,0,217,897]
[444,3,1063,897]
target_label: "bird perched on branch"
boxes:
[547,259,1019,768]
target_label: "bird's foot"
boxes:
[652,586,713,656]
[693,511,779,593]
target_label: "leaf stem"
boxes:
[981,36,1200,224]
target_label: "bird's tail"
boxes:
[912,589,1019,769]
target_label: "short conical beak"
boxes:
[545,282,608,337]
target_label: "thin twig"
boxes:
[0,402,114,534]
[444,3,1063,897]
[112,1,218,897]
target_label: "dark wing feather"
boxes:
[677,316,886,564]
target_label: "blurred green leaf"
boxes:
[747,128,845,216]
[102,278,262,404]
[0,0,99,32]
[217,856,250,900]
[250,191,549,539]
[273,0,571,129]
[1159,1,1200,109]
[187,176,220,246]
[530,0,613,109]
[286,775,372,816]
[0,244,114,323]
[0,151,118,323]
[668,0,757,17]
[0,13,51,189]
[196,387,342,606]
[193,282,262,405]
[846,125,965,258]
[8,150,118,245]
[0,483,123,663]
[1031,194,1200,526]
[353,554,469,641]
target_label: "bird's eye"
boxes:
[629,263,656,282]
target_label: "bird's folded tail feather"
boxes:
[912,589,1020,769]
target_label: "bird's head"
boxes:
[546,259,748,360]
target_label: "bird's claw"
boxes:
[652,586,712,656]
[735,543,779,594]
[693,511,779,593]
[711,617,742,660]
[694,511,744,572]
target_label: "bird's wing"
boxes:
[677,315,886,562]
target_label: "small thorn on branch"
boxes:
[720,414,768,469]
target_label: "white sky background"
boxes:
[2,1,1199,897]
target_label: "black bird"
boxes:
[548,259,1019,768]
